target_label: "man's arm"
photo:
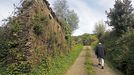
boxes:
[95,46,98,56]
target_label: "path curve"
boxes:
[65,46,88,75]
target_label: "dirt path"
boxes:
[65,46,88,75]
[88,46,119,75]
[65,46,121,75]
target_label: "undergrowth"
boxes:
[29,44,83,75]
[105,60,124,75]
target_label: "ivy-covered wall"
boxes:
[0,0,69,74]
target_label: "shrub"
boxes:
[32,15,48,35]
[10,20,21,33]
[33,24,43,35]
[103,30,134,75]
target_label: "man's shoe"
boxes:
[101,66,104,69]
[98,64,101,66]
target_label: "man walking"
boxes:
[95,42,105,69]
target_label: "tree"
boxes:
[53,0,68,19]
[94,21,106,40]
[53,0,79,32]
[81,33,91,45]
[106,0,134,35]
[66,10,79,31]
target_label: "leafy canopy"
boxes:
[53,0,79,32]
[106,0,134,35]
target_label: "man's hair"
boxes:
[99,42,101,44]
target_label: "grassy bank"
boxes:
[29,45,83,75]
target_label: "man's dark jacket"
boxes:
[95,44,105,59]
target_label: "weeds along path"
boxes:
[89,46,121,75]
[65,46,88,75]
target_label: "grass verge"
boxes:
[29,45,83,75]
[85,47,93,75]
[85,40,97,75]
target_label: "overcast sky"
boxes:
[49,0,115,36]
[0,0,134,36]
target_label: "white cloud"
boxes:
[132,0,134,7]
[72,29,84,36]
[0,6,12,25]
[1,0,134,36]
[49,0,106,35]
[98,0,114,8]
[0,0,20,25]
[65,0,108,35]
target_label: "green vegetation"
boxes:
[84,35,98,75]
[60,19,72,50]
[10,20,21,33]
[73,34,98,46]
[90,35,99,49]
[101,0,134,75]
[106,0,134,35]
[53,0,79,32]
[102,30,134,75]
[3,0,134,75]
[85,48,93,75]
[0,43,82,75]
[32,15,48,35]
[29,45,83,75]
[94,21,106,40]
[0,0,80,74]
[0,19,31,75]
[81,33,91,45]
[105,60,124,75]
[53,0,79,51]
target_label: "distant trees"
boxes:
[53,0,79,50]
[66,10,79,31]
[72,34,98,46]
[53,0,68,19]
[81,33,91,45]
[94,21,106,40]
[106,0,134,35]
[53,0,79,32]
